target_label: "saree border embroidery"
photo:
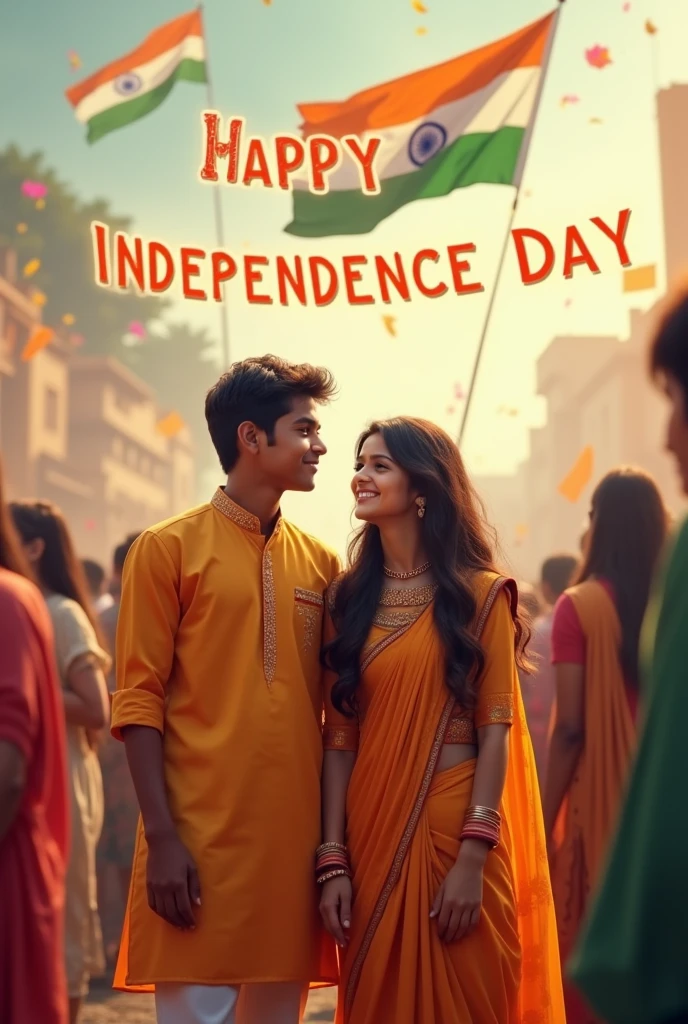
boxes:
[360,622,413,674]
[344,575,509,1014]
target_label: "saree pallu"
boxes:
[550,581,636,1024]
[335,573,564,1024]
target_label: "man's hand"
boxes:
[145,832,201,930]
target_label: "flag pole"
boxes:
[198,4,232,369]
[458,1,566,447]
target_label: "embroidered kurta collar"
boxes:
[211,487,282,536]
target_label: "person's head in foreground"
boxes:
[650,279,688,495]
[540,553,579,607]
[9,499,101,635]
[574,468,669,681]
[328,415,530,713]
[82,558,106,600]
[205,354,336,494]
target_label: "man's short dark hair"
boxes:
[114,532,140,574]
[82,558,105,595]
[540,553,578,600]
[650,279,688,401]
[205,354,337,473]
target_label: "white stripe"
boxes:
[294,66,539,192]
[74,34,205,124]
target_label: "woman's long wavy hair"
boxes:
[325,417,531,716]
[0,460,33,579]
[10,499,105,647]
[572,467,669,686]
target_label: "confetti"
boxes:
[21,180,48,200]
[453,382,465,400]
[31,290,47,307]
[411,0,428,11]
[67,49,82,70]
[645,19,658,34]
[585,45,612,69]
[21,326,54,362]
[127,320,146,338]
[447,405,456,415]
[382,315,397,337]
[85,519,96,532]
[16,223,28,234]
[262,0,272,5]
[564,298,572,307]
[560,94,580,107]
[70,333,85,347]
[497,405,519,417]
[35,198,46,210]
[622,2,631,10]
[415,26,428,35]
[23,258,41,278]
[61,313,76,326]
[623,264,656,293]
[156,411,186,438]
[558,446,594,503]
[524,189,532,198]
[589,117,604,124]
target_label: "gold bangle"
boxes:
[316,868,350,885]
[316,842,347,855]
[465,806,501,822]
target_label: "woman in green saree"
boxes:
[569,282,688,1024]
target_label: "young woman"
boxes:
[0,469,69,1024]
[319,417,564,1024]
[570,285,688,1024]
[10,501,111,1024]
[543,468,669,1023]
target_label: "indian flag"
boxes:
[286,10,557,237]
[66,10,206,144]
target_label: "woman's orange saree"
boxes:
[324,572,565,1024]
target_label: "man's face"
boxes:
[255,396,327,492]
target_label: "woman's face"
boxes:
[664,373,688,495]
[351,432,418,523]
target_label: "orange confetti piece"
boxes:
[31,290,47,307]
[156,411,186,438]
[411,0,428,11]
[415,26,428,35]
[35,198,46,210]
[645,19,658,34]
[61,313,76,326]
[16,223,28,234]
[589,117,604,124]
[515,524,529,540]
[21,326,54,362]
[262,0,272,5]
[23,258,41,278]
[382,315,397,337]
[623,264,656,293]
[558,446,594,503]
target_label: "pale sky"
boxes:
[1,0,683,555]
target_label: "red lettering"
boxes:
[375,253,411,303]
[511,228,555,285]
[412,249,447,299]
[149,241,174,293]
[309,256,338,306]
[562,226,601,279]
[446,244,484,295]
[276,256,307,305]
[342,135,382,193]
[590,208,632,267]
[244,256,272,304]
[199,114,242,183]
[211,251,237,301]
[309,136,340,192]
[342,255,373,305]
[242,138,273,188]
[275,137,305,190]
[91,222,110,285]
[180,247,207,300]
[115,233,145,291]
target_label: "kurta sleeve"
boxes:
[322,588,359,753]
[51,599,111,679]
[110,531,180,741]
[475,589,517,728]
[0,588,38,761]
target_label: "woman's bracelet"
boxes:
[460,805,501,849]
[315,842,351,882]
[316,868,350,885]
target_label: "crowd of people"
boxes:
[1,281,688,1024]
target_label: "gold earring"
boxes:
[416,497,426,519]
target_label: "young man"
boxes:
[110,355,340,1024]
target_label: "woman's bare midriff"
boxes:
[435,742,478,775]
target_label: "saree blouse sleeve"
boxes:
[475,589,517,728]
[322,587,359,753]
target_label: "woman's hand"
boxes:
[430,843,485,943]
[319,875,352,948]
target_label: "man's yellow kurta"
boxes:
[110,488,339,989]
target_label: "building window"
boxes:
[127,447,137,469]
[44,387,59,431]
[112,437,123,459]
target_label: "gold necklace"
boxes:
[382,560,431,580]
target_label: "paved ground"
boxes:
[83,981,337,1023]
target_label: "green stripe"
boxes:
[285,125,525,237]
[86,58,207,144]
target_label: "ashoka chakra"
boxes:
[408,121,448,167]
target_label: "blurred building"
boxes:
[0,248,195,564]
[475,83,688,581]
